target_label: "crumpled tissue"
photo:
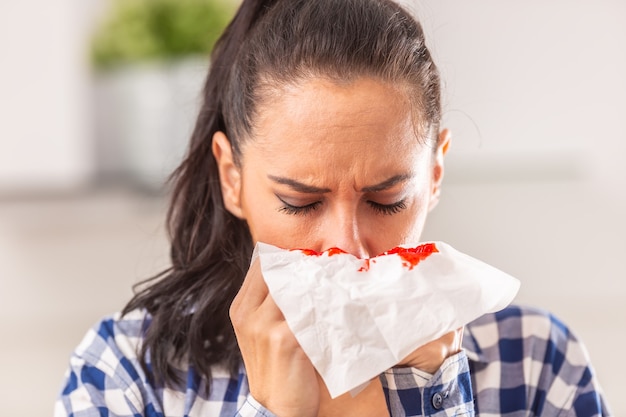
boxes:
[256,241,520,399]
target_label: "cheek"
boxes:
[246,213,296,244]
[381,190,432,248]
[402,205,429,244]
[239,197,273,245]
[380,206,428,248]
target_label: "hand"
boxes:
[397,328,464,374]
[230,259,320,417]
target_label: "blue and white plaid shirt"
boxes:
[55,305,611,416]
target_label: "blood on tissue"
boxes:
[293,244,438,272]
[359,243,439,272]
[358,258,372,272]
[294,247,348,257]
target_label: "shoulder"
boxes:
[70,309,150,388]
[75,309,149,361]
[467,304,572,341]
[463,304,600,397]
[56,309,153,415]
[464,304,580,364]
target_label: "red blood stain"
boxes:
[381,243,439,270]
[358,258,370,272]
[294,243,438,272]
[327,247,348,256]
[294,247,347,257]
[297,248,322,256]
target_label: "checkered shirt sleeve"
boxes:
[465,305,611,417]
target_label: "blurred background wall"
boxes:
[0,0,624,415]
[0,1,96,192]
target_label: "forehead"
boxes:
[247,77,424,156]
[238,78,430,182]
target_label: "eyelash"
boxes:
[278,200,322,216]
[277,197,407,216]
[368,199,408,215]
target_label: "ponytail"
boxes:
[122,0,279,391]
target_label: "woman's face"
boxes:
[213,77,449,258]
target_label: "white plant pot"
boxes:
[94,57,209,190]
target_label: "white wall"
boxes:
[0,0,104,192]
[420,0,625,187]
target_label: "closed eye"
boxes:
[367,199,407,215]
[276,196,322,216]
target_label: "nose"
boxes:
[320,212,370,259]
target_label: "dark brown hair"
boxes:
[123,0,442,390]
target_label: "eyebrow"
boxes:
[268,175,332,193]
[361,174,414,192]
[268,173,413,194]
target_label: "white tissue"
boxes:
[257,241,520,399]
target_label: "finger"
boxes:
[255,292,288,322]
[231,258,269,317]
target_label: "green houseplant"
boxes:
[92,0,234,69]
[91,0,235,189]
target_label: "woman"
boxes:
[56,0,610,416]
